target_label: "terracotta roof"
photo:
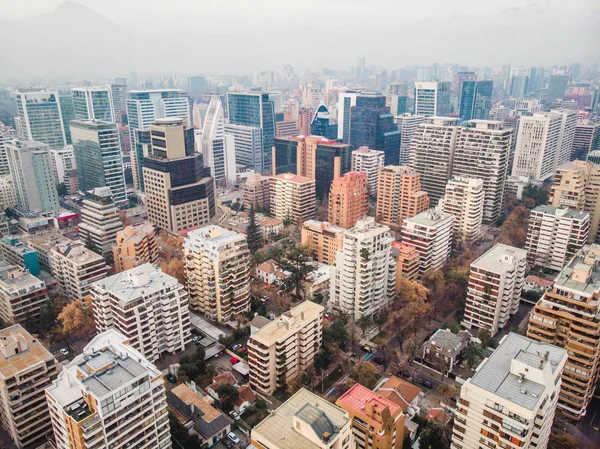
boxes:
[426,408,451,425]
[209,372,237,391]
[256,260,276,274]
[258,217,282,227]
[336,383,402,423]
[525,275,553,288]
[376,376,421,412]
[233,385,256,406]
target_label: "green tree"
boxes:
[419,420,451,449]
[247,206,263,252]
[323,320,349,348]
[56,183,68,196]
[477,328,492,348]
[357,315,372,336]
[461,343,483,369]
[314,347,332,372]
[373,313,387,333]
[217,383,239,412]
[278,244,314,301]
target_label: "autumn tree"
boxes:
[498,206,530,248]
[157,230,184,258]
[351,362,378,389]
[58,297,96,341]
[406,341,418,366]
[159,258,186,286]
[438,383,460,405]
[548,433,592,449]
[118,210,132,227]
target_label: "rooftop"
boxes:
[271,172,315,184]
[0,325,54,379]
[375,376,422,412]
[303,220,346,234]
[471,244,527,274]
[553,244,600,295]
[251,301,323,344]
[403,208,455,227]
[185,225,246,249]
[337,383,402,422]
[426,329,472,355]
[531,205,589,220]
[116,224,155,244]
[52,241,105,265]
[0,264,43,292]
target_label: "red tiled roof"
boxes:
[233,385,256,406]
[336,383,402,422]
[426,408,451,425]
[525,275,553,288]
[376,376,422,413]
[209,372,236,391]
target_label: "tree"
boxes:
[419,420,451,449]
[438,383,459,405]
[247,206,263,252]
[56,183,68,196]
[477,328,492,348]
[373,313,387,333]
[277,245,314,301]
[548,433,591,449]
[314,347,332,373]
[406,341,418,366]
[522,184,549,208]
[159,258,186,286]
[178,347,207,383]
[217,383,239,412]
[351,362,378,389]
[461,343,483,369]
[118,210,133,227]
[498,206,530,248]
[357,315,372,336]
[323,320,349,349]
[58,297,95,341]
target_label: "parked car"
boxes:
[59,348,69,356]
[259,297,268,303]
[223,438,234,449]
[419,379,433,389]
[230,357,240,365]
[323,313,333,321]
[231,343,242,352]
[166,374,176,384]
[229,411,240,421]
[361,345,374,353]
[227,432,240,444]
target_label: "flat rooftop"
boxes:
[553,244,600,295]
[471,244,527,274]
[0,325,54,379]
[532,205,589,220]
[403,208,454,227]
[0,265,43,291]
[252,301,323,344]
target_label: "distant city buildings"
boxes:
[572,121,600,161]
[224,123,264,174]
[71,85,116,122]
[414,81,451,117]
[394,113,426,165]
[310,102,338,139]
[14,90,67,148]
[458,80,493,121]
[200,96,236,186]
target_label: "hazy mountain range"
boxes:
[0,1,598,80]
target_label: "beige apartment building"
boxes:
[392,242,420,286]
[248,300,323,395]
[351,146,385,195]
[0,325,58,449]
[243,174,270,210]
[184,225,250,323]
[112,223,159,272]
[269,173,316,225]
[549,160,600,242]
[0,264,49,326]
[301,220,345,265]
[376,166,430,227]
[439,176,484,245]
[328,171,369,229]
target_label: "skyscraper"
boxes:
[224,123,263,174]
[458,80,493,121]
[58,94,75,144]
[15,90,67,148]
[71,86,115,122]
[110,82,127,121]
[351,146,385,195]
[439,176,484,245]
[71,120,127,204]
[201,97,236,185]
[572,122,600,161]
[349,92,401,165]
[376,166,430,227]
[328,171,369,229]
[548,74,570,103]
[337,91,360,143]
[552,109,577,168]
[414,81,451,117]
[310,102,338,139]
[189,75,207,99]
[395,113,426,165]
[227,91,275,173]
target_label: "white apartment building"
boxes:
[200,97,236,185]
[269,173,316,225]
[247,301,323,395]
[329,217,396,320]
[0,264,49,326]
[462,244,527,337]
[184,226,250,324]
[401,208,455,277]
[551,109,577,168]
[452,333,567,449]
[0,325,58,449]
[50,241,107,301]
[0,174,17,210]
[49,147,76,186]
[414,82,451,117]
[409,117,460,204]
[91,263,191,362]
[395,114,426,165]
[453,120,514,224]
[526,206,590,272]
[351,146,385,195]
[71,86,116,122]
[439,176,484,245]
[45,330,172,449]
[14,90,67,149]
[511,113,563,182]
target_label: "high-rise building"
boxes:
[572,122,600,161]
[351,146,385,195]
[394,114,426,165]
[49,147,76,187]
[0,175,17,210]
[401,208,455,277]
[511,112,564,182]
[78,187,123,263]
[409,117,460,203]
[550,161,600,242]
[392,242,420,285]
[552,109,577,168]
[310,102,338,140]
[113,224,159,273]
[14,90,67,148]
[143,118,215,233]
[269,173,316,225]
[461,244,527,337]
[453,120,513,224]
[328,171,369,229]
[0,264,49,326]
[302,83,323,109]
[526,205,590,271]
[548,74,570,103]
[227,91,275,172]
[0,235,40,276]
[189,75,207,99]
[248,301,323,395]
[71,120,127,203]
[272,135,351,199]
[349,92,401,165]
[224,123,263,174]
[243,174,270,210]
[338,91,360,143]
[336,383,405,449]
[251,388,351,449]
[110,82,127,120]
[50,241,107,301]
[329,217,395,320]
[5,140,60,213]
[452,333,566,448]
[458,80,493,121]
[45,330,172,449]
[414,81,451,117]
[527,244,600,420]
[0,325,57,449]
[184,226,250,323]
[296,107,313,136]
[508,66,530,97]
[71,86,116,122]
[376,166,430,228]
[389,94,409,115]
[92,263,191,362]
[439,176,484,245]
[200,97,236,185]
[58,94,75,145]
[301,220,345,265]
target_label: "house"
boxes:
[524,275,553,292]
[233,384,256,415]
[168,384,231,448]
[206,372,238,401]
[426,408,451,425]
[302,263,331,301]
[255,260,277,284]
[375,375,422,419]
[258,217,283,241]
[422,328,472,375]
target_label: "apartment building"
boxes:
[392,242,420,286]
[0,264,49,326]
[243,174,270,210]
[376,166,430,228]
[336,383,405,449]
[527,244,600,420]
[401,208,455,278]
[301,220,345,265]
[113,224,159,272]
[247,301,323,395]
[452,333,567,449]
[462,244,527,337]
[251,388,352,449]
[409,117,460,203]
[269,173,316,225]
[0,325,58,449]
[351,146,385,195]
[395,113,426,165]
[549,160,600,243]
[525,206,590,272]
[45,330,172,449]
[328,171,369,229]
[329,217,396,320]
[91,263,191,362]
[0,175,17,210]
[453,120,513,224]
[571,121,600,161]
[50,241,107,301]
[25,231,71,272]
[0,235,40,276]
[184,226,250,324]
[439,176,484,245]
[78,187,123,264]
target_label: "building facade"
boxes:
[392,242,420,285]
[200,97,237,186]
[394,114,426,166]
[14,90,67,149]
[243,174,270,210]
[351,146,385,195]
[269,173,316,225]
[71,86,116,122]
[224,123,263,174]
[376,166,429,228]
[439,176,484,245]
[414,81,451,117]
[113,224,159,273]
[572,122,600,161]
[328,171,369,229]
[301,220,345,265]
[0,264,48,326]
